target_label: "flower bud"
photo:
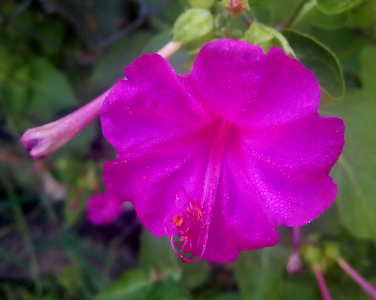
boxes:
[243,23,295,57]
[172,8,214,50]
[243,23,275,52]
[186,0,215,8]
[223,0,248,17]
[287,251,304,275]
[324,242,340,261]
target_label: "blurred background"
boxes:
[0,0,376,299]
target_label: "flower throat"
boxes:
[168,119,232,262]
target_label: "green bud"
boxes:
[243,23,295,57]
[302,245,322,265]
[243,23,275,52]
[172,8,214,50]
[186,0,215,9]
[324,242,340,261]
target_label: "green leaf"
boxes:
[310,28,371,74]
[359,46,376,98]
[233,245,288,300]
[180,260,210,289]
[90,30,155,88]
[56,265,84,297]
[321,46,376,245]
[269,0,306,26]
[308,6,348,29]
[347,0,376,29]
[95,267,151,300]
[29,58,77,114]
[2,55,77,130]
[317,0,364,14]
[139,229,181,281]
[145,279,189,300]
[282,30,344,98]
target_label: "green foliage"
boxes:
[95,267,152,300]
[1,53,77,129]
[317,0,364,14]
[283,30,345,98]
[243,23,295,56]
[308,6,348,29]
[322,46,376,246]
[234,246,289,300]
[184,0,216,9]
[90,31,155,88]
[172,8,215,49]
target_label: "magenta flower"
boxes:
[100,39,345,263]
[86,193,123,225]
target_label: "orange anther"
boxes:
[172,215,183,227]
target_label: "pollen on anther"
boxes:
[180,227,194,241]
[186,201,203,222]
[172,215,183,227]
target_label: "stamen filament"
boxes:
[338,257,376,299]
[313,261,332,300]
[171,120,232,261]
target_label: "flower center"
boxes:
[168,119,232,262]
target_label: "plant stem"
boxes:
[287,227,303,274]
[292,226,301,250]
[313,261,332,300]
[338,257,376,300]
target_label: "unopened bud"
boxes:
[243,23,275,52]
[20,89,109,159]
[243,23,296,57]
[287,251,304,275]
[324,242,340,261]
[172,8,214,50]
[224,0,248,18]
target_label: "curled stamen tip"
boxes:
[170,235,203,263]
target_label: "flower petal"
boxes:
[202,152,280,263]
[101,53,209,155]
[239,115,345,226]
[242,115,345,180]
[188,40,320,129]
[103,137,211,236]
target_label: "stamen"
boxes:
[172,215,183,227]
[167,120,232,262]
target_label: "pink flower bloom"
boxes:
[100,40,345,263]
[86,193,123,225]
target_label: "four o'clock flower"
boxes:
[86,192,123,225]
[100,39,345,263]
